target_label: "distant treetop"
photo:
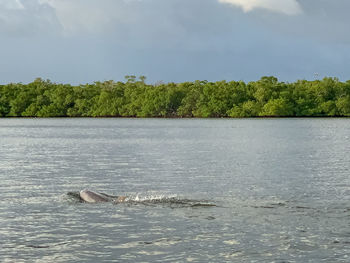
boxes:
[1,76,349,118]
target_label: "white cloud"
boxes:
[218,0,302,15]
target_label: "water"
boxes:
[0,118,349,262]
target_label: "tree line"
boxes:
[1,76,350,117]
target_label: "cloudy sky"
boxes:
[0,0,349,84]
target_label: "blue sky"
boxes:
[0,0,349,84]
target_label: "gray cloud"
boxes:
[0,0,61,36]
[0,0,24,9]
[0,0,349,84]
[1,0,350,44]
[248,0,350,45]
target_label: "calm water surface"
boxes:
[0,118,349,262]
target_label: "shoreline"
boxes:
[1,116,350,119]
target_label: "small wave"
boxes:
[128,197,216,208]
[122,193,216,207]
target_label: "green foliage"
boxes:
[1,76,350,118]
[336,96,350,116]
[260,98,294,117]
[228,100,260,117]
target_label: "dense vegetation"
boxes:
[1,76,350,117]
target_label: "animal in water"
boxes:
[70,190,216,207]
[79,189,127,203]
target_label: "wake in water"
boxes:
[66,191,216,208]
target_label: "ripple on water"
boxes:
[1,118,350,262]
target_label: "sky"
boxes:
[0,0,350,84]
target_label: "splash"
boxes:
[129,193,178,202]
